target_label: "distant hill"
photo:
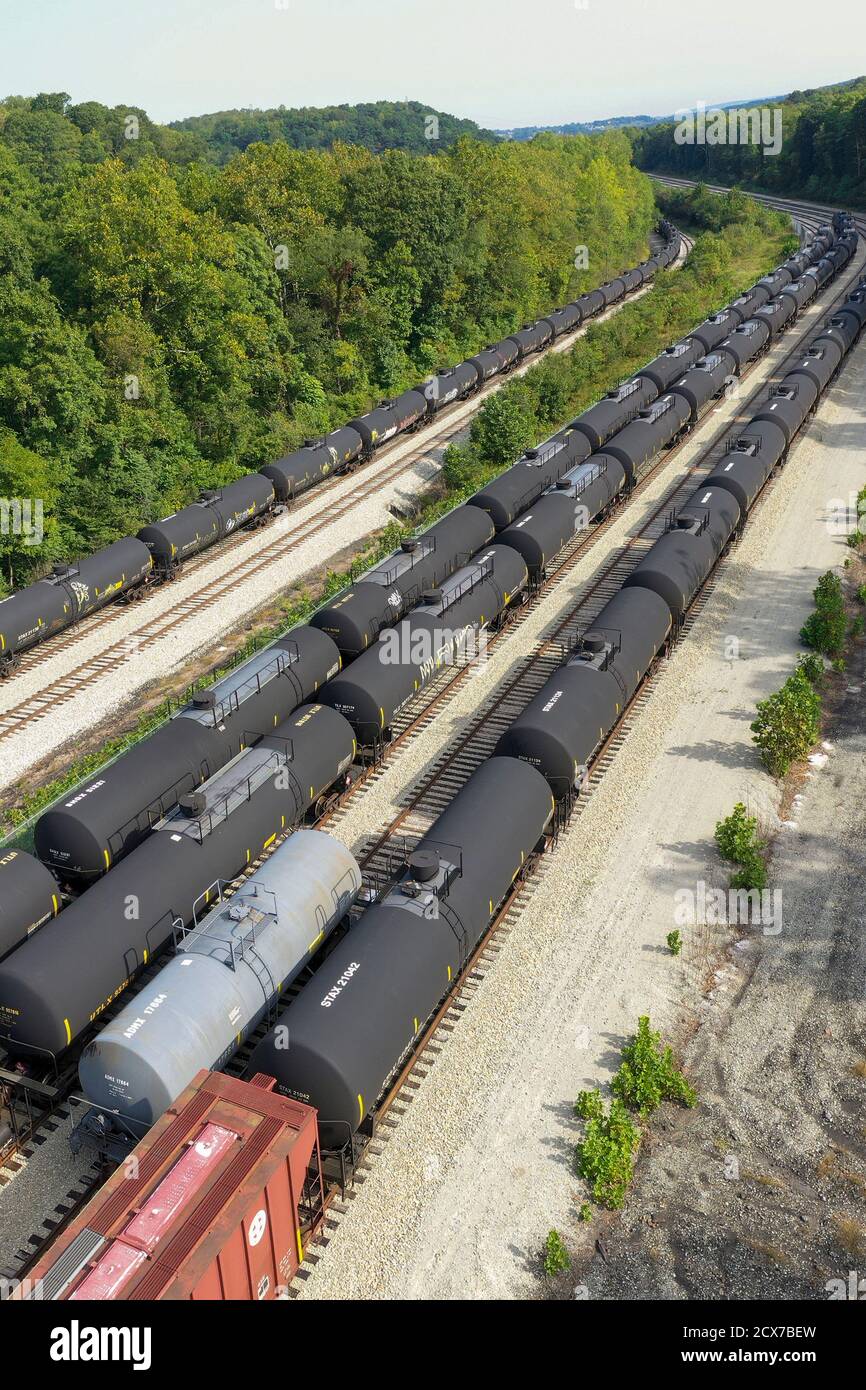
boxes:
[496,97,788,142]
[499,115,658,140]
[170,100,497,162]
[631,75,866,207]
[497,77,865,142]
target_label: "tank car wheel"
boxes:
[0,653,22,680]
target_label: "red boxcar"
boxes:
[19,1070,324,1301]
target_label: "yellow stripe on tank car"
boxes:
[413,1017,419,1033]
[357,1094,364,1125]
[296,1229,304,1264]
[51,894,59,916]
[379,707,385,729]
[0,634,5,651]
[103,849,111,869]
[64,1018,72,1045]
[447,965,452,981]
[264,833,276,849]
[307,929,324,953]
[143,949,148,963]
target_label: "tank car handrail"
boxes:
[566,457,609,497]
[435,557,494,614]
[177,747,290,842]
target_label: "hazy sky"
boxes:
[1,0,863,129]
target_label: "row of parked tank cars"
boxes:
[3,212,864,1301]
[0,224,684,678]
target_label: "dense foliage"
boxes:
[630,76,866,207]
[0,91,656,588]
[171,100,496,161]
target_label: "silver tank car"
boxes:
[246,757,554,1140]
[0,702,356,1057]
[79,830,361,1128]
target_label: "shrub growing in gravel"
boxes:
[543,1229,571,1275]
[715,802,762,863]
[800,571,847,657]
[797,652,825,685]
[666,929,683,956]
[574,1091,640,1210]
[751,668,822,778]
[611,1016,697,1117]
[714,803,768,892]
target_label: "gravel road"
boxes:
[292,326,866,1301]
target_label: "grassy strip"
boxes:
[439,196,795,500]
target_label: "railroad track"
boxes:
[0,243,684,726]
[2,197,861,1290]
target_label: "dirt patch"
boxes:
[568,620,866,1302]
